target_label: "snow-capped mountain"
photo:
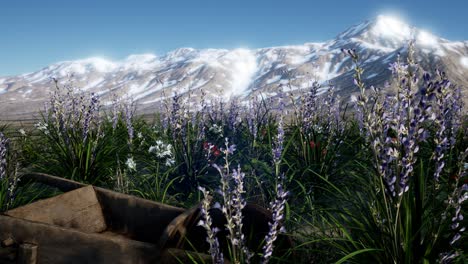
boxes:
[1,15,467,119]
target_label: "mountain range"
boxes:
[1,15,467,120]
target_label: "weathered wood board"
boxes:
[5,186,107,234]
[0,215,160,264]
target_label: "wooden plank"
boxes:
[5,186,107,233]
[16,173,186,243]
[0,215,160,264]
[19,173,86,192]
[18,243,37,264]
[0,247,16,263]
[95,187,185,244]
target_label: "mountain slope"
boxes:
[1,15,467,119]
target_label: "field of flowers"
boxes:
[1,46,467,263]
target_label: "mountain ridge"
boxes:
[1,15,467,119]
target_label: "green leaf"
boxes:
[335,248,382,264]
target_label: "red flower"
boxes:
[309,141,316,149]
[203,141,210,150]
[309,141,321,149]
[213,149,221,157]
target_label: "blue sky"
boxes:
[1,0,467,76]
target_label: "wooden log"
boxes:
[18,243,37,264]
[13,173,186,243]
[19,173,86,192]
[0,247,16,262]
[1,237,15,247]
[94,187,185,244]
[0,215,160,264]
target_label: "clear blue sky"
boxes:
[1,0,467,76]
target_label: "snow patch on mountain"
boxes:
[29,72,50,84]
[416,31,445,56]
[372,15,412,42]
[187,64,205,75]
[353,38,395,52]
[67,58,117,74]
[417,31,438,47]
[224,49,257,97]
[266,75,282,84]
[191,49,227,67]
[338,20,371,39]
[443,42,466,54]
[83,78,105,90]
[275,64,286,69]
[290,52,315,65]
[122,54,159,72]
[366,73,378,79]
[461,57,468,69]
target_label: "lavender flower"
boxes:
[449,86,463,145]
[201,138,287,263]
[227,99,240,132]
[277,86,286,114]
[246,100,259,142]
[438,251,460,264]
[0,133,19,210]
[197,89,208,141]
[262,173,289,264]
[230,166,249,256]
[211,140,252,263]
[198,186,224,264]
[6,169,19,209]
[82,93,100,141]
[272,117,284,166]
[124,102,135,144]
[347,42,437,197]
[449,153,467,245]
[302,80,320,131]
[429,73,462,182]
[170,92,182,133]
[439,150,468,261]
[0,133,8,181]
[110,93,120,130]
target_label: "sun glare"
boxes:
[372,14,412,41]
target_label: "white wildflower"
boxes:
[126,157,136,171]
[165,158,175,167]
[209,124,223,137]
[149,140,175,166]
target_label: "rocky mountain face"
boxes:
[1,15,467,120]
